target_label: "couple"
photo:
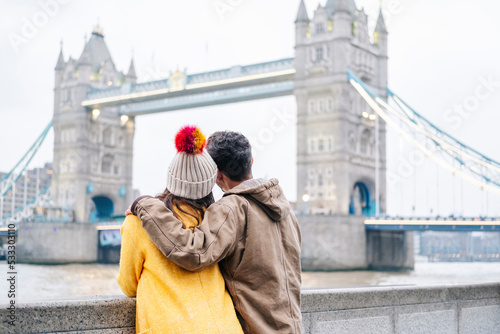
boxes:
[118,125,302,334]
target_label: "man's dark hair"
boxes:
[206,131,252,182]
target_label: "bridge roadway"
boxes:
[82,58,295,116]
[5,216,499,237]
[93,217,500,233]
[365,217,500,232]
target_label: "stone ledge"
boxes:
[0,296,135,334]
[300,282,500,313]
[0,283,498,333]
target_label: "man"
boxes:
[129,131,302,333]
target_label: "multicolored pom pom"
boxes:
[175,125,206,154]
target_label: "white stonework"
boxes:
[294,0,388,215]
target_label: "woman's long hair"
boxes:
[156,188,215,227]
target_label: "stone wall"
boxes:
[17,222,98,263]
[301,283,500,334]
[298,215,368,270]
[2,283,498,333]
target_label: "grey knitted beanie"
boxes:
[166,125,217,200]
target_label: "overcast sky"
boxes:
[1,0,500,217]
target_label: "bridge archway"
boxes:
[349,181,375,217]
[90,195,114,222]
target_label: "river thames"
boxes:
[2,260,500,303]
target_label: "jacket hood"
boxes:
[223,178,291,221]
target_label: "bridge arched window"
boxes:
[308,168,316,179]
[318,100,324,112]
[326,167,333,178]
[349,131,357,152]
[360,129,371,154]
[315,23,324,35]
[68,156,76,173]
[316,47,323,61]
[102,154,114,174]
[309,100,315,113]
[103,127,113,146]
[318,138,324,152]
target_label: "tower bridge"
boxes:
[39,0,390,223]
[2,0,500,268]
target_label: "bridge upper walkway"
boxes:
[365,217,500,232]
[82,58,295,115]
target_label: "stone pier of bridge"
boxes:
[298,215,414,271]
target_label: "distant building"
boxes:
[0,163,53,219]
[418,231,500,262]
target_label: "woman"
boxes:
[118,125,243,334]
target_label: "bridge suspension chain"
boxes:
[1,120,53,224]
[0,120,52,198]
[1,186,51,225]
[348,70,500,196]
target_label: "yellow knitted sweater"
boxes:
[118,203,243,334]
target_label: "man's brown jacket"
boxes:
[133,178,302,333]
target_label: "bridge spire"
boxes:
[55,40,65,70]
[295,0,309,23]
[126,58,137,82]
[92,21,104,37]
[375,8,388,34]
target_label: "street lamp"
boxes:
[91,109,100,121]
[302,194,310,215]
[120,115,129,126]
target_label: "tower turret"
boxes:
[374,9,388,94]
[54,41,66,88]
[295,0,309,23]
[294,0,309,80]
[125,58,137,83]
[55,41,65,71]
[374,9,388,55]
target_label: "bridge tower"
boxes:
[52,26,136,222]
[295,0,388,216]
